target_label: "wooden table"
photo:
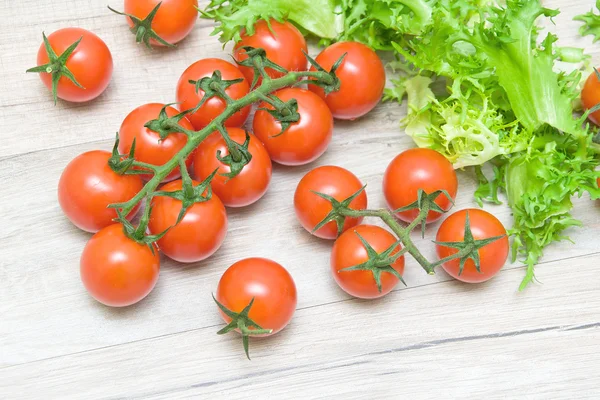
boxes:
[1,1,599,398]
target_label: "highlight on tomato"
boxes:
[148,176,228,263]
[309,41,385,120]
[253,88,333,166]
[80,224,160,307]
[176,58,251,130]
[435,209,509,283]
[331,225,405,299]
[294,165,368,239]
[233,19,308,84]
[193,128,272,207]
[109,0,198,48]
[383,148,458,224]
[27,28,113,104]
[118,103,194,182]
[58,150,143,233]
[214,257,297,359]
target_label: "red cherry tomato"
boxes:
[33,28,113,102]
[253,88,333,165]
[58,150,143,233]
[383,148,458,223]
[193,128,272,207]
[148,179,228,263]
[176,58,251,130]
[436,209,509,283]
[582,70,600,125]
[216,258,297,335]
[331,225,405,299]
[309,41,385,120]
[233,19,307,84]
[294,166,368,239]
[123,0,198,46]
[80,224,160,307]
[118,103,194,182]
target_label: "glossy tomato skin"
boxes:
[36,28,113,102]
[58,151,143,233]
[253,88,333,166]
[80,224,160,307]
[582,71,600,125]
[124,0,198,45]
[233,19,307,84]
[383,148,457,223]
[119,103,194,182]
[294,166,368,239]
[148,179,228,263]
[309,42,385,120]
[193,128,272,207]
[216,258,297,335]
[436,209,509,283]
[176,58,250,130]
[331,225,405,299]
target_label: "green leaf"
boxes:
[574,0,600,42]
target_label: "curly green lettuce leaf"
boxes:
[574,0,600,42]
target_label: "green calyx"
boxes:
[433,211,506,275]
[235,46,288,88]
[311,185,367,237]
[144,103,192,140]
[108,2,175,49]
[26,32,85,105]
[154,162,218,224]
[393,189,454,238]
[213,295,273,360]
[113,199,169,253]
[108,133,136,175]
[215,127,253,179]
[339,232,407,293]
[189,70,245,107]
[304,50,345,95]
[257,93,300,137]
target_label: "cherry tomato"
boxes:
[123,0,198,46]
[309,41,385,120]
[216,258,297,335]
[582,70,600,125]
[331,225,405,299]
[58,150,143,233]
[294,166,368,239]
[383,148,458,223]
[118,103,194,182]
[148,179,228,263]
[253,88,333,166]
[436,209,509,283]
[176,58,250,130]
[233,19,307,84]
[32,28,113,102]
[193,128,272,207]
[80,224,160,307]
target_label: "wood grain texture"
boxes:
[1,0,600,399]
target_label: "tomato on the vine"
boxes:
[331,225,405,299]
[216,258,297,336]
[29,28,113,103]
[176,58,251,130]
[118,103,194,182]
[80,224,160,307]
[581,70,600,125]
[309,41,385,120]
[58,150,143,233]
[120,0,198,46]
[253,88,333,166]
[294,166,367,239]
[233,19,307,84]
[383,148,458,224]
[436,209,509,283]
[193,128,272,207]
[148,179,228,263]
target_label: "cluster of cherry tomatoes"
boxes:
[30,0,510,358]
